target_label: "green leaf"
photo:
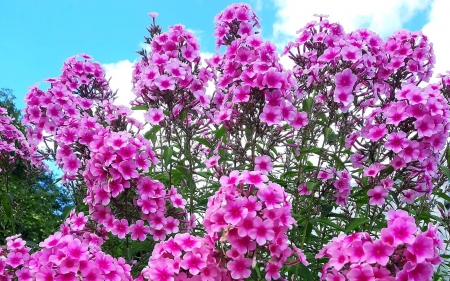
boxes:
[163,146,173,168]
[345,218,369,233]
[329,153,345,170]
[26,240,40,249]
[306,181,319,190]
[194,137,213,149]
[440,165,450,180]
[323,127,332,140]
[436,191,450,203]
[313,217,345,232]
[131,105,149,110]
[302,97,314,113]
[62,205,75,220]
[214,125,227,141]
[1,194,12,219]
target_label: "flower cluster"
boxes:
[0,211,133,281]
[318,210,442,281]
[203,170,307,280]
[213,3,261,48]
[132,22,211,123]
[141,233,228,281]
[283,14,450,206]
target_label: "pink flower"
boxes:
[366,124,388,141]
[335,68,357,92]
[406,234,434,263]
[289,111,309,129]
[248,217,275,245]
[180,251,206,275]
[347,264,374,281]
[367,186,388,206]
[112,219,129,239]
[205,156,220,168]
[224,199,248,225]
[263,68,283,88]
[130,220,150,241]
[260,105,282,125]
[254,155,273,174]
[363,239,394,265]
[227,257,252,279]
[384,132,408,153]
[155,75,175,90]
[363,163,385,178]
[144,108,164,125]
[240,170,268,188]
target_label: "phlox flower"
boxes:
[367,186,388,207]
[289,111,309,129]
[415,115,436,137]
[205,156,220,168]
[248,217,275,245]
[335,68,357,93]
[363,239,394,265]
[224,199,248,225]
[366,124,388,141]
[144,108,164,125]
[328,249,348,270]
[347,264,374,281]
[260,104,282,125]
[227,256,252,279]
[363,163,385,178]
[384,132,408,153]
[406,234,434,263]
[219,170,240,186]
[334,88,354,106]
[298,184,311,196]
[130,220,150,241]
[257,183,284,209]
[180,251,206,275]
[254,155,273,174]
[240,170,268,188]
[111,219,129,239]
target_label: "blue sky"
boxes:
[0,0,441,112]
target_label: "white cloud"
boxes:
[102,60,145,122]
[422,0,450,78]
[271,0,431,45]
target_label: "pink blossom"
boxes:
[367,186,388,206]
[227,257,252,279]
[254,155,273,174]
[144,108,164,125]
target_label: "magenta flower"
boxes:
[240,170,268,188]
[384,132,408,153]
[224,200,248,225]
[260,105,282,125]
[363,239,394,265]
[335,68,357,92]
[180,251,206,275]
[254,155,273,174]
[407,234,434,263]
[289,111,309,129]
[248,217,275,245]
[227,256,252,279]
[367,186,388,206]
[205,155,220,168]
[112,219,129,239]
[144,108,164,125]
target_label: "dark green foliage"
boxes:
[0,89,72,244]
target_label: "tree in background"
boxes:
[0,88,71,244]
